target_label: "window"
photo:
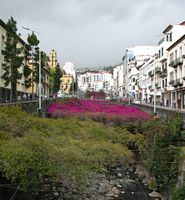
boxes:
[166,34,168,41]
[175,69,177,80]
[175,50,177,59]
[180,66,182,79]
[1,35,5,52]
[170,53,174,62]
[162,80,164,88]
[166,33,172,42]
[161,47,164,56]
[180,46,182,57]
[170,72,174,81]
[162,64,164,71]
[169,33,172,41]
[165,62,167,69]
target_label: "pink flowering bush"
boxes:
[47,99,151,123]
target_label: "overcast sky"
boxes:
[0,0,185,68]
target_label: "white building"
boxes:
[156,21,185,107]
[109,21,185,109]
[113,65,121,98]
[167,34,185,109]
[77,71,114,96]
[62,62,76,81]
[122,46,157,100]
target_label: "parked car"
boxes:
[133,99,141,104]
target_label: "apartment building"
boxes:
[122,46,157,100]
[167,34,185,109]
[77,72,88,92]
[0,19,50,101]
[113,21,185,110]
[156,21,185,107]
[113,65,121,98]
[77,71,113,96]
[0,19,29,102]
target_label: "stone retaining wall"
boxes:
[0,98,57,116]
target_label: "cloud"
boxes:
[0,0,185,66]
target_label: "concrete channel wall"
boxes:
[132,103,185,126]
[0,98,57,116]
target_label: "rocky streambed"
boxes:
[83,163,155,200]
[0,163,161,200]
[39,163,158,200]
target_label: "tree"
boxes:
[53,63,61,93]
[26,32,40,94]
[1,17,24,101]
[23,44,32,88]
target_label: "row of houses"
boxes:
[77,70,114,97]
[0,19,63,102]
[113,21,185,110]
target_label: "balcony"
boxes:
[148,85,153,90]
[161,88,167,93]
[176,78,183,87]
[169,80,174,85]
[170,79,183,87]
[160,68,167,78]
[155,67,162,74]
[155,82,161,89]
[169,61,175,67]
[159,52,167,63]
[172,80,179,87]
[169,57,183,68]
[148,70,154,77]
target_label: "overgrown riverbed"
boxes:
[0,102,184,199]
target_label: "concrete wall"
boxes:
[132,103,185,126]
[0,98,57,116]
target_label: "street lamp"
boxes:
[38,49,41,111]
[143,73,147,103]
[128,83,131,106]
[22,27,42,112]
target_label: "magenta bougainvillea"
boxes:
[47,99,151,123]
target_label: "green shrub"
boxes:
[172,184,185,200]
[0,106,132,190]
